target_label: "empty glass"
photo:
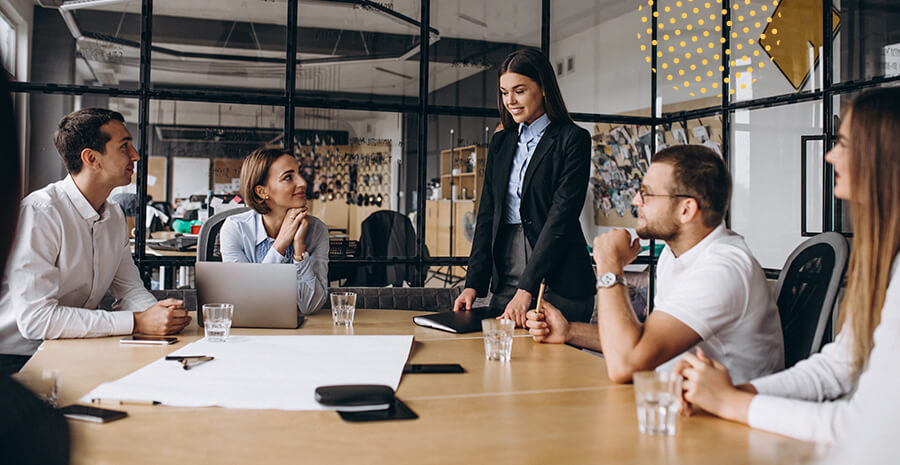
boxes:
[482,319,514,362]
[202,303,234,342]
[330,292,357,326]
[633,371,682,435]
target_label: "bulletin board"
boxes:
[213,158,243,195]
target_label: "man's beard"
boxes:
[635,215,680,242]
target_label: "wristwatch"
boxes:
[293,251,310,262]
[596,271,626,289]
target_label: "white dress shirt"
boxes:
[745,253,900,443]
[218,209,328,315]
[0,176,157,356]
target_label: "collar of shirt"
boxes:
[670,222,728,266]
[253,211,274,246]
[517,113,550,144]
[62,175,109,222]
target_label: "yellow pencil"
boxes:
[535,282,546,313]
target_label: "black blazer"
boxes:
[465,121,595,299]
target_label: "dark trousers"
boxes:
[489,224,594,323]
[0,354,30,377]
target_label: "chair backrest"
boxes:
[323,287,462,312]
[774,232,849,368]
[347,210,419,286]
[196,207,250,262]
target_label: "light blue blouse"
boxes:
[504,113,550,224]
[219,209,329,315]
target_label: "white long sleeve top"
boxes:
[0,176,157,356]
[746,253,900,443]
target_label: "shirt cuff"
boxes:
[294,256,315,278]
[263,247,291,264]
[113,310,136,335]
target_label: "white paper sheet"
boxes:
[83,335,413,411]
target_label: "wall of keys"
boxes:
[296,140,392,208]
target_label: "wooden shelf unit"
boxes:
[427,145,487,279]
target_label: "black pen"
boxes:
[165,355,208,361]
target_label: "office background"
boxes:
[0,0,897,294]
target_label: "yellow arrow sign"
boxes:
[759,0,840,90]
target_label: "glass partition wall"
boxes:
[10,0,897,290]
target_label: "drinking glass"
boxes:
[633,371,682,435]
[202,303,234,342]
[481,319,514,362]
[330,292,357,326]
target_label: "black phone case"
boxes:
[338,398,418,423]
[403,364,465,374]
[314,384,395,407]
[60,405,128,423]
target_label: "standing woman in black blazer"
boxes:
[453,48,595,326]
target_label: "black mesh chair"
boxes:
[323,287,461,312]
[196,207,250,262]
[775,232,849,368]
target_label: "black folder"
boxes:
[412,307,503,334]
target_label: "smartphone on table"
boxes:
[60,405,128,423]
[119,335,178,345]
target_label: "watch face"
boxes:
[599,272,616,287]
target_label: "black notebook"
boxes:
[412,307,503,334]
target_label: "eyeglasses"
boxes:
[637,186,694,202]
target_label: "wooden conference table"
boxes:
[21,310,807,465]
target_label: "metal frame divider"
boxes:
[8,0,897,286]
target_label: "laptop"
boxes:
[195,262,302,329]
[412,307,503,334]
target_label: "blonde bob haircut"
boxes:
[240,146,293,215]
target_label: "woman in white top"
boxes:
[675,87,900,443]
[219,147,329,315]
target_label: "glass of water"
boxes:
[481,318,514,362]
[633,371,682,435]
[330,292,357,326]
[202,303,234,342]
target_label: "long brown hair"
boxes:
[837,87,900,374]
[497,48,574,132]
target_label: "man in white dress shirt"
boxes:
[0,108,191,375]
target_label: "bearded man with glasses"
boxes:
[527,144,784,384]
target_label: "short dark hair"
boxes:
[53,108,125,173]
[497,48,574,132]
[651,144,732,227]
[240,146,293,215]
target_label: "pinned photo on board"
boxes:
[671,127,688,145]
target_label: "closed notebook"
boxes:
[412,307,503,334]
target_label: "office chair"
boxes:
[196,207,250,262]
[774,232,849,368]
[345,210,422,286]
[323,287,461,312]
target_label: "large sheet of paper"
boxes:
[83,335,413,411]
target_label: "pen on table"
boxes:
[181,356,214,370]
[92,398,161,406]
[535,282,546,314]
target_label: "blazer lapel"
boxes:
[521,122,559,195]
[492,129,518,227]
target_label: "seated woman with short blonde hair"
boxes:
[219,147,328,314]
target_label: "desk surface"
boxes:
[22,310,806,465]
